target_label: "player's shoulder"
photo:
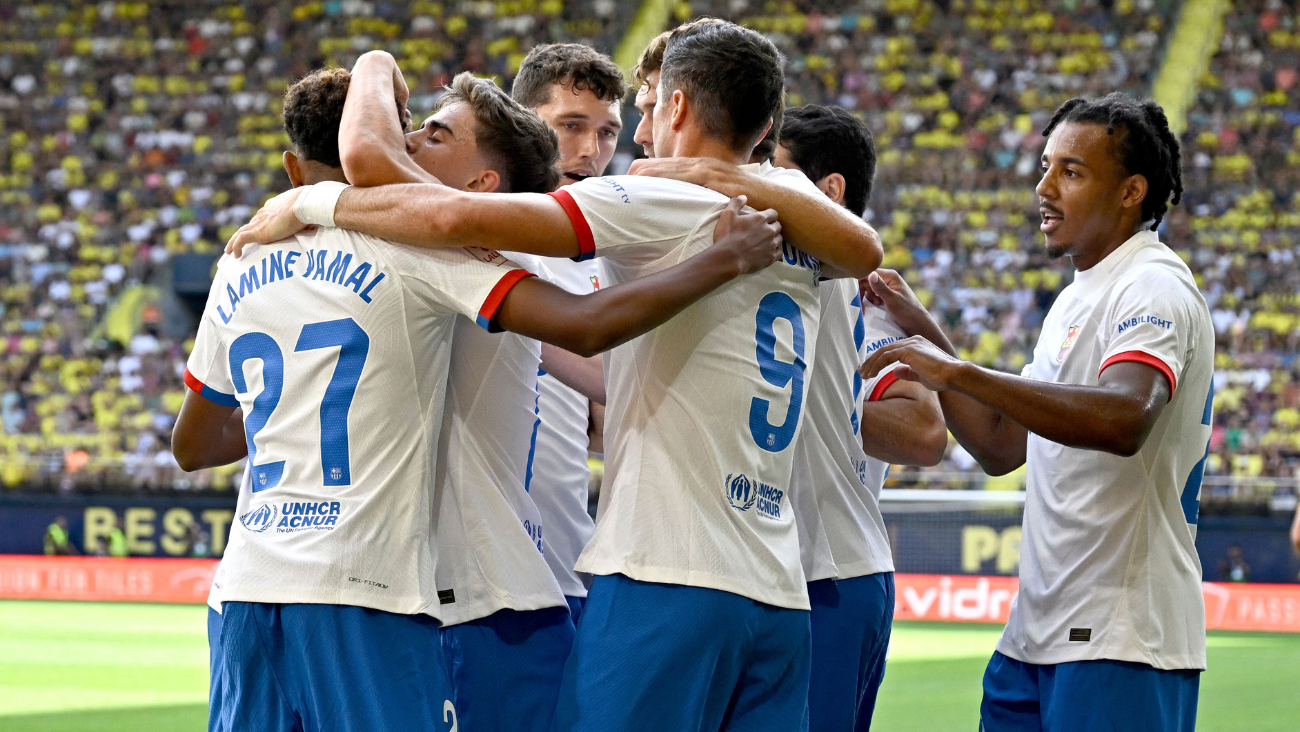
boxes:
[570,174,728,207]
[743,161,824,197]
[1112,242,1202,307]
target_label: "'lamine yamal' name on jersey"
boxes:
[790,279,899,583]
[552,164,826,610]
[184,227,531,616]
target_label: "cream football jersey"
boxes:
[999,230,1213,670]
[431,281,568,624]
[186,226,531,616]
[790,279,899,582]
[554,163,825,610]
[510,254,601,599]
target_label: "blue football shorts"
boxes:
[440,605,575,732]
[551,573,811,732]
[807,572,894,732]
[209,601,456,732]
[980,650,1200,732]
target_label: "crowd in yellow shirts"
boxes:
[1,0,1296,498]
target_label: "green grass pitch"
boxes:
[0,600,1296,731]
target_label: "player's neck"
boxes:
[301,162,349,186]
[670,137,748,165]
[1072,220,1147,272]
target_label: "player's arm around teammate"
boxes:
[628,154,882,278]
[322,52,784,357]
[224,73,882,279]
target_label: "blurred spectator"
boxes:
[1218,543,1252,582]
[42,514,77,555]
[107,516,128,557]
[88,536,110,557]
[187,521,211,558]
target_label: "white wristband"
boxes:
[293,181,350,227]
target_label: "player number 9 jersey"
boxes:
[553,165,825,610]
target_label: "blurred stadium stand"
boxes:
[0,0,636,493]
[0,0,1295,515]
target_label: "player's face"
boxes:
[650,74,680,158]
[535,83,622,186]
[1036,122,1138,262]
[406,102,499,192]
[632,70,659,158]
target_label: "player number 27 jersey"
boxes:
[186,226,531,617]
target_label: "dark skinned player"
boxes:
[861,94,1212,732]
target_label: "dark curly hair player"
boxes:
[859,92,1211,732]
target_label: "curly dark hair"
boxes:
[283,67,407,169]
[1042,93,1184,230]
[512,43,626,109]
[283,68,351,168]
[434,72,560,194]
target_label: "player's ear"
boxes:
[1121,172,1148,212]
[283,151,305,188]
[670,89,689,132]
[816,172,847,207]
[465,168,502,193]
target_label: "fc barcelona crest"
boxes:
[1056,325,1081,362]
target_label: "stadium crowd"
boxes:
[0,0,633,491]
[0,0,1297,496]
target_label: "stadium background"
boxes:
[0,0,1297,730]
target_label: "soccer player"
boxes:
[226,21,884,731]
[775,105,947,731]
[338,52,780,732]
[176,66,784,732]
[509,43,628,621]
[860,94,1211,731]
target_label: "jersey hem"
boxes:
[867,370,900,402]
[435,592,569,627]
[1099,349,1177,398]
[806,558,896,582]
[183,367,239,407]
[210,588,437,621]
[993,638,1206,671]
[475,269,535,331]
[547,189,595,262]
[579,560,811,611]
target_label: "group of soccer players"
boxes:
[173,16,1214,732]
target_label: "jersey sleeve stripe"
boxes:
[867,370,900,402]
[475,269,536,331]
[546,189,595,262]
[1099,350,1176,398]
[183,368,239,407]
